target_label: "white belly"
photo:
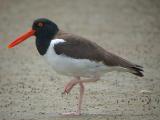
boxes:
[44,39,108,77]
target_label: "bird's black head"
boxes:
[32,18,59,39]
[8,18,59,55]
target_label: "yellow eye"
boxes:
[38,22,44,27]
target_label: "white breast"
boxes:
[44,39,108,77]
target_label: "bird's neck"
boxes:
[35,29,59,55]
[35,37,52,55]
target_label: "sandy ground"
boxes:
[0,0,160,120]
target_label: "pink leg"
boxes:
[62,81,84,116]
[62,75,99,116]
[77,82,84,115]
[62,77,80,94]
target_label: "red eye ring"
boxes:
[38,22,43,27]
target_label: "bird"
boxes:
[8,18,144,115]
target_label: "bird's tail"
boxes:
[129,65,144,77]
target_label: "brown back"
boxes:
[54,31,140,69]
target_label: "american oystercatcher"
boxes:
[8,18,143,115]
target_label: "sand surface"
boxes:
[0,0,160,120]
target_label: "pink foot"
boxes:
[62,80,78,94]
[61,111,81,116]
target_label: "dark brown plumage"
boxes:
[54,31,143,77]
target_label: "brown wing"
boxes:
[54,33,102,61]
[54,31,143,76]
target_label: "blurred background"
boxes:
[0,0,160,120]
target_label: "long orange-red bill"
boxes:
[8,29,36,48]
